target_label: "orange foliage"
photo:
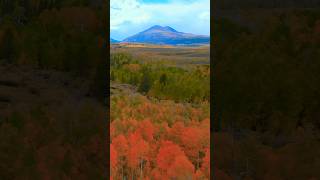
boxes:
[202,148,210,178]
[167,155,195,179]
[112,135,128,157]
[110,144,118,171]
[110,95,210,179]
[156,141,185,171]
[127,132,149,169]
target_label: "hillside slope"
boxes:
[122,25,210,45]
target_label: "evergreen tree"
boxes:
[138,70,152,94]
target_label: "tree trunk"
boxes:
[140,160,143,179]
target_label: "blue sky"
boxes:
[140,0,170,3]
[110,0,210,40]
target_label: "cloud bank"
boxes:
[110,0,210,40]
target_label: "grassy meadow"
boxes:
[111,43,210,67]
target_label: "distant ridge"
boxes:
[121,25,210,45]
[140,25,178,33]
[110,38,120,43]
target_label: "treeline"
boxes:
[110,53,210,103]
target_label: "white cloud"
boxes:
[199,11,210,21]
[110,0,151,30]
[110,0,210,40]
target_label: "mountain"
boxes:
[122,25,210,45]
[110,38,120,43]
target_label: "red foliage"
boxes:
[167,155,195,179]
[110,144,118,170]
[194,169,207,179]
[151,168,164,180]
[181,126,204,166]
[110,95,210,179]
[112,135,128,157]
[169,121,185,143]
[127,133,142,168]
[127,133,149,169]
[137,119,155,142]
[156,141,185,171]
[202,148,210,178]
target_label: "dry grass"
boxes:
[110,43,210,68]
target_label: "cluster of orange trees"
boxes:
[110,95,210,179]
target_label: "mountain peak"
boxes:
[144,25,178,33]
[150,25,162,29]
[163,26,178,32]
[122,25,209,45]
